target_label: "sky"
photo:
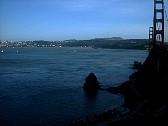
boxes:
[0,0,167,41]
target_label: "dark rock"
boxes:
[132,61,143,70]
[108,45,168,125]
[102,45,168,125]
[71,45,168,126]
[83,73,100,92]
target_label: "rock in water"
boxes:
[83,73,100,92]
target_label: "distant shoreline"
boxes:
[0,46,148,50]
[0,38,149,50]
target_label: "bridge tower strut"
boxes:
[153,0,164,45]
[149,27,154,45]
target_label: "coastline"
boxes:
[69,45,168,126]
[0,46,148,50]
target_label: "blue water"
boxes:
[0,47,148,126]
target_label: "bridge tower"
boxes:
[149,27,154,45]
[153,0,164,45]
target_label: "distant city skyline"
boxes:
[0,0,167,41]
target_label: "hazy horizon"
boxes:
[0,37,148,42]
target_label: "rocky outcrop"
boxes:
[83,73,100,93]
[118,45,168,106]
[107,45,168,125]
[132,61,142,70]
[72,45,168,126]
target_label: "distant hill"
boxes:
[0,38,149,49]
[62,38,149,50]
[94,37,124,41]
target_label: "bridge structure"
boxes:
[149,0,168,46]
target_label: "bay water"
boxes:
[0,47,148,126]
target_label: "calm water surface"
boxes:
[0,47,148,126]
